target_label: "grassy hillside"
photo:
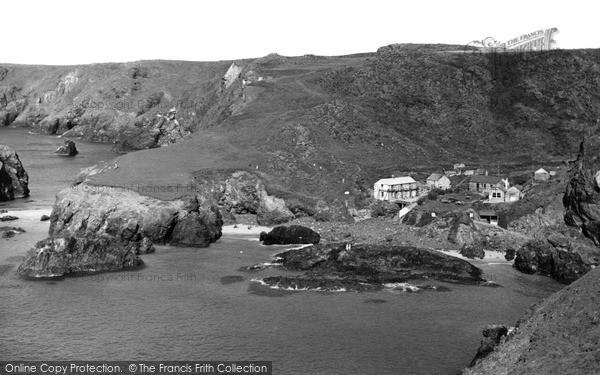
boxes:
[3,45,600,214]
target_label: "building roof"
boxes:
[535,168,549,174]
[427,173,444,181]
[470,175,503,184]
[478,209,497,217]
[507,186,521,193]
[375,176,416,186]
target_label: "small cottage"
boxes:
[534,168,550,181]
[505,186,522,202]
[469,175,508,194]
[488,186,506,203]
[426,173,451,190]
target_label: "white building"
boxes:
[426,173,451,190]
[374,176,418,202]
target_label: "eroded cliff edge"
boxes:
[462,266,600,375]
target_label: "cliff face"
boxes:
[462,266,600,375]
[0,61,246,150]
[0,145,29,201]
[564,141,600,245]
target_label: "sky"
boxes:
[2,0,597,65]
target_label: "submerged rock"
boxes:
[40,214,50,221]
[0,145,30,201]
[0,226,25,238]
[0,215,19,222]
[53,139,78,156]
[259,225,320,245]
[253,243,487,292]
[17,234,145,278]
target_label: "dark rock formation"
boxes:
[259,225,320,245]
[49,185,222,248]
[448,211,482,246]
[460,243,485,259]
[514,236,599,284]
[252,243,487,292]
[53,139,78,156]
[0,215,19,222]
[17,235,146,278]
[40,214,50,221]
[469,324,509,367]
[0,145,29,201]
[564,141,600,245]
[0,226,25,238]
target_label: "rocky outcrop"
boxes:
[256,190,295,226]
[17,235,147,278]
[49,184,222,248]
[218,171,262,214]
[462,266,600,375]
[251,243,488,292]
[0,145,29,201]
[564,141,600,246]
[259,225,320,245]
[53,139,78,156]
[514,235,600,284]
[469,325,509,367]
[448,210,482,246]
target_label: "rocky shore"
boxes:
[250,242,490,292]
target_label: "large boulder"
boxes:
[17,235,146,278]
[0,145,29,201]
[259,225,321,245]
[460,242,485,259]
[49,184,222,248]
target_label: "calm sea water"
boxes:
[0,127,563,374]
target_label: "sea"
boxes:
[0,127,564,375]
